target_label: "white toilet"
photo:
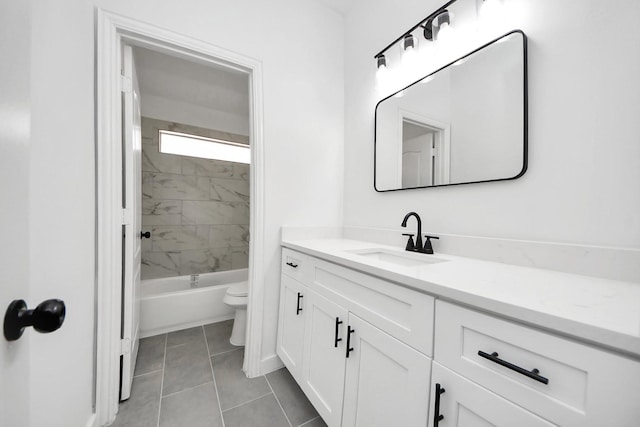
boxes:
[223,281,248,346]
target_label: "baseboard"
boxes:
[139,314,234,338]
[86,414,97,427]
[260,354,284,376]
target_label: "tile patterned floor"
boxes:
[111,320,326,427]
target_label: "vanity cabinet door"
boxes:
[301,291,349,427]
[342,313,431,427]
[429,363,554,427]
[277,275,308,380]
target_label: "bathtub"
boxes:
[139,268,248,338]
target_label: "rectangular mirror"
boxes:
[374,30,527,191]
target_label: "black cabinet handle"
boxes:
[345,326,355,358]
[4,299,66,341]
[478,350,549,385]
[140,231,151,239]
[334,317,343,347]
[286,262,298,268]
[296,292,303,315]
[433,383,445,426]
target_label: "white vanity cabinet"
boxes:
[301,290,348,426]
[429,362,554,427]
[277,248,434,427]
[276,274,308,380]
[341,313,431,427]
[431,301,640,427]
[278,245,640,427]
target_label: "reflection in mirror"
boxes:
[375,31,527,191]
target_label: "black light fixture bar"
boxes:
[373,0,458,59]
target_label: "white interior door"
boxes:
[120,44,142,401]
[0,0,31,423]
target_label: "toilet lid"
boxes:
[227,281,248,297]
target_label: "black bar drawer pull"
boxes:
[296,292,303,315]
[345,326,355,358]
[334,317,343,347]
[433,383,445,427]
[478,350,549,385]
[286,262,298,268]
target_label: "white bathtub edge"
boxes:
[140,313,235,339]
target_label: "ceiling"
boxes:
[134,47,250,120]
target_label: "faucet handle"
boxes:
[422,235,439,254]
[402,233,416,251]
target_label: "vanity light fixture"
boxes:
[432,11,454,42]
[374,0,457,70]
[402,33,418,65]
[376,54,388,82]
[403,33,416,51]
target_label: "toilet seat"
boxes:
[226,281,248,297]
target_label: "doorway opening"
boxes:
[97,10,265,426]
[399,112,450,187]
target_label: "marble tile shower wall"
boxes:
[141,117,250,280]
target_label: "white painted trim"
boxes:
[95,9,266,425]
[260,354,285,375]
[86,414,97,427]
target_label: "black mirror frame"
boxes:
[374,29,528,192]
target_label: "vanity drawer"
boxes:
[281,248,312,284]
[434,300,640,426]
[310,257,434,356]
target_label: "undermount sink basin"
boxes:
[347,248,447,267]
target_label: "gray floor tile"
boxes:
[267,368,319,426]
[204,319,239,355]
[111,371,162,427]
[212,348,271,410]
[163,340,213,396]
[223,394,290,427]
[135,334,166,376]
[159,383,223,427]
[299,416,328,427]
[167,326,205,348]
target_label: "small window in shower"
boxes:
[159,130,250,164]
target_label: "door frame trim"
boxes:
[95,9,266,426]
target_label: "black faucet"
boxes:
[401,212,440,254]
[401,212,423,252]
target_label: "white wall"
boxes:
[345,0,640,249]
[141,93,250,136]
[25,0,344,425]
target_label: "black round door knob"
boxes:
[140,231,151,239]
[3,299,66,341]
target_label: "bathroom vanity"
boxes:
[276,236,640,427]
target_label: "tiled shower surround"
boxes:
[141,117,250,280]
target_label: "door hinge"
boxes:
[120,75,132,93]
[121,209,132,225]
[120,338,131,355]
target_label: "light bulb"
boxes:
[376,55,388,83]
[480,0,500,19]
[479,0,504,28]
[376,64,388,83]
[402,45,418,66]
[437,22,454,43]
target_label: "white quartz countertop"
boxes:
[281,238,640,358]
